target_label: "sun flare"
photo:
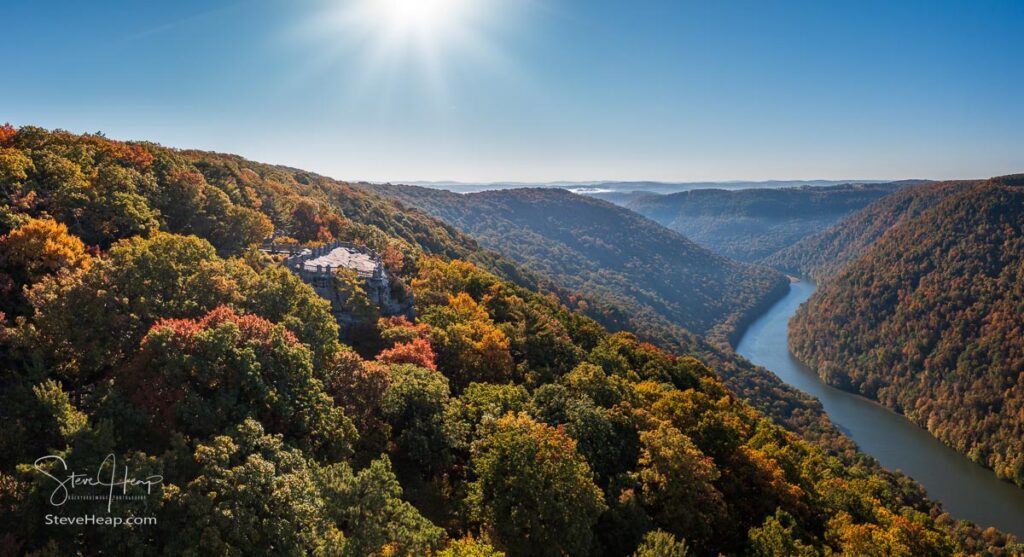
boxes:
[301,0,511,100]
[372,0,469,36]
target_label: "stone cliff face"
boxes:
[278,241,414,325]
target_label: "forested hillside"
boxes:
[369,184,789,345]
[764,181,968,281]
[1,126,1019,555]
[790,175,1024,489]
[623,182,918,261]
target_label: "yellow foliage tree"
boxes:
[0,218,91,284]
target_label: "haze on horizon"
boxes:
[3,0,1022,184]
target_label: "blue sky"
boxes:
[3,0,1023,182]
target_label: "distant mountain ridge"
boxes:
[402,179,900,195]
[621,181,924,261]
[764,181,967,281]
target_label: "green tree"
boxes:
[632,530,690,557]
[436,536,505,557]
[747,510,816,557]
[316,456,445,557]
[381,364,453,474]
[161,419,341,556]
[468,413,606,557]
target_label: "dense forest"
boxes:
[369,185,789,345]
[366,184,867,459]
[622,183,919,262]
[789,175,1024,489]
[764,182,968,281]
[1,126,1020,555]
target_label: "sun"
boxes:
[357,0,473,43]
[299,0,510,100]
[372,0,468,36]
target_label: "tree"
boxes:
[0,147,34,206]
[635,423,725,548]
[316,456,445,556]
[17,232,229,383]
[122,306,356,461]
[377,337,437,369]
[381,242,406,275]
[0,218,90,281]
[747,510,815,557]
[379,315,431,345]
[632,530,690,557]
[422,293,514,389]
[468,413,606,557]
[0,123,15,146]
[333,267,380,323]
[0,218,91,315]
[323,351,392,453]
[291,198,331,242]
[244,263,342,370]
[17,232,341,384]
[160,419,341,556]
[381,364,453,474]
[445,383,530,453]
[411,257,499,309]
[436,536,505,557]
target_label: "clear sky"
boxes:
[3,0,1023,183]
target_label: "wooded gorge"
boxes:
[0,126,1020,555]
[369,184,789,347]
[789,176,1024,490]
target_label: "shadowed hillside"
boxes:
[790,175,1024,487]
[369,184,790,346]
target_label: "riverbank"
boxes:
[736,280,1024,536]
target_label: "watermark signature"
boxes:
[34,454,163,514]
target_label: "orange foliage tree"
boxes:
[377,337,437,370]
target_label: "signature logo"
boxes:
[34,454,164,513]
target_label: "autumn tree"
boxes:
[422,292,514,389]
[635,423,726,549]
[17,232,341,384]
[291,198,333,242]
[0,218,90,314]
[468,413,606,556]
[122,306,356,461]
[377,337,437,369]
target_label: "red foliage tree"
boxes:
[377,337,437,370]
[0,123,15,147]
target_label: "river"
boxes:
[735,279,1024,537]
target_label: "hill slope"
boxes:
[1,126,1018,554]
[764,181,968,281]
[624,182,918,261]
[369,184,789,345]
[789,175,1024,487]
